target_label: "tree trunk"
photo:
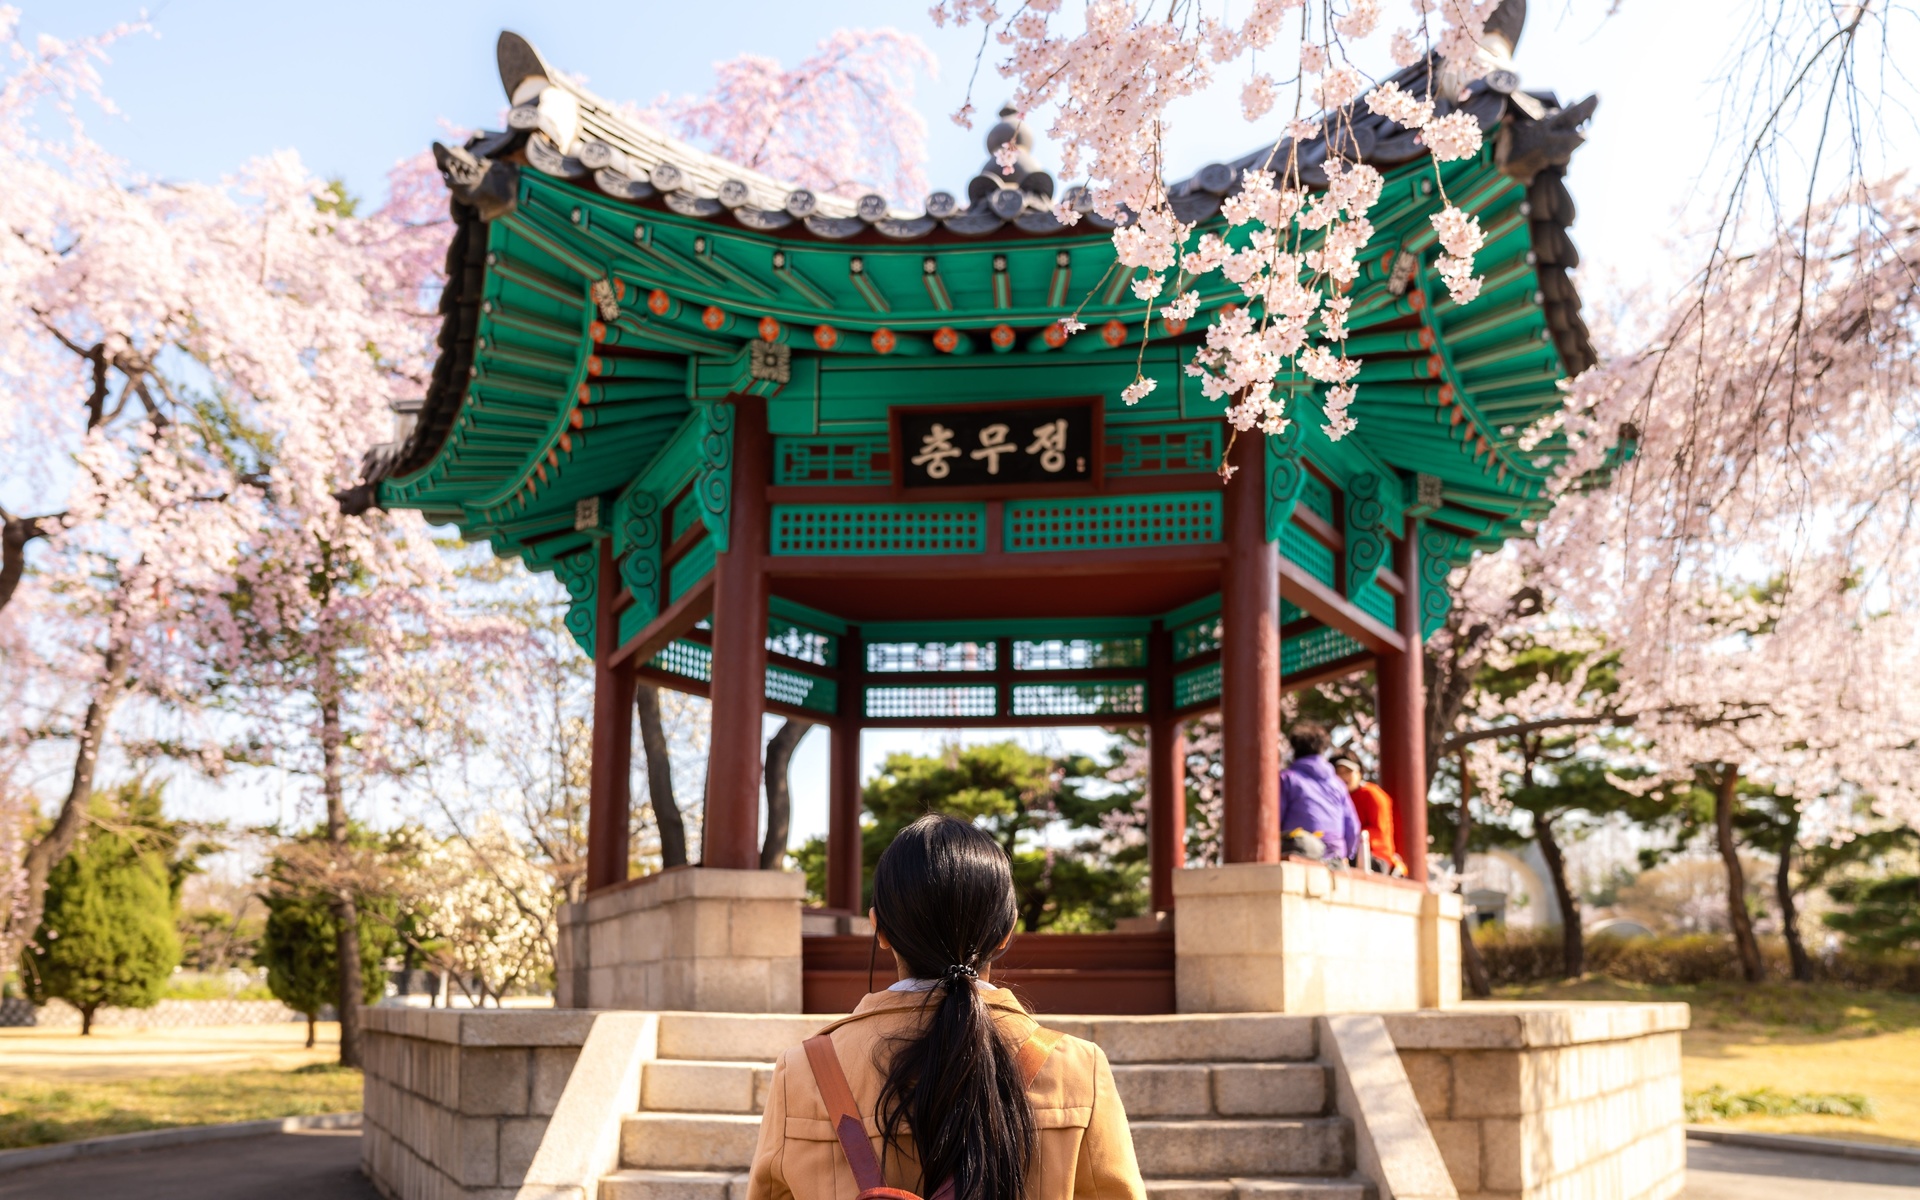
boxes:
[306,1012,317,1049]
[1714,765,1765,983]
[760,720,808,870]
[1534,810,1583,978]
[321,695,364,1069]
[0,507,55,615]
[10,636,128,968]
[635,684,688,868]
[1455,756,1492,998]
[81,1005,95,1036]
[1776,804,1813,982]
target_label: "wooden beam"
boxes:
[1376,524,1430,882]
[1147,622,1185,913]
[1221,435,1280,865]
[827,625,865,913]
[587,539,635,893]
[608,575,714,669]
[1279,558,1407,655]
[705,395,771,871]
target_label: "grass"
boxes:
[0,1063,363,1150]
[1500,977,1920,1148]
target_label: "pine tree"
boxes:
[255,827,397,1047]
[25,788,181,1035]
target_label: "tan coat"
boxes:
[746,987,1146,1200]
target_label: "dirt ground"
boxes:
[0,1021,340,1081]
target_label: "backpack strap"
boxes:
[802,1025,1066,1200]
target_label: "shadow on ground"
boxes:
[0,1130,376,1200]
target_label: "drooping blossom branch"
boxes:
[931,0,1506,452]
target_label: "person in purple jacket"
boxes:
[1279,723,1362,864]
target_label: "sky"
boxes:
[23,0,1918,847]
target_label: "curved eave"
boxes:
[350,54,1597,571]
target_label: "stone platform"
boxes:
[360,1001,1687,1200]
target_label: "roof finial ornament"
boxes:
[968,103,1053,212]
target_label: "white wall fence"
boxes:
[0,996,307,1028]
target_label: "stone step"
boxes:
[633,1059,1329,1119]
[602,1169,751,1200]
[1043,1016,1319,1064]
[1129,1119,1352,1178]
[650,1013,1319,1066]
[657,1013,829,1062]
[643,1059,776,1114]
[622,1113,1350,1179]
[600,1171,1367,1200]
[622,1113,764,1171]
[1148,1180,1370,1200]
[1112,1063,1329,1117]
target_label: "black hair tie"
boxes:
[941,962,979,987]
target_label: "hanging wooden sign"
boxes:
[892,397,1101,494]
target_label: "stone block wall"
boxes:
[556,867,803,1012]
[361,1008,594,1200]
[1173,861,1462,1013]
[1385,1003,1691,1200]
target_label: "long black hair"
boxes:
[872,814,1035,1200]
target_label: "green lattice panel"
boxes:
[1005,493,1220,552]
[1281,600,1307,624]
[864,685,999,719]
[1298,473,1336,525]
[1172,617,1222,662]
[1280,524,1336,588]
[1282,626,1365,675]
[669,535,717,602]
[1109,423,1219,476]
[771,504,986,555]
[1357,581,1397,630]
[1010,681,1146,717]
[1174,661,1222,708]
[767,665,838,714]
[653,638,713,682]
[866,641,997,672]
[1012,638,1146,670]
[773,436,890,485]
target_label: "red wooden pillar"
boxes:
[704,396,770,871]
[1147,622,1185,910]
[826,625,864,912]
[1220,432,1281,863]
[1376,523,1429,881]
[587,538,635,891]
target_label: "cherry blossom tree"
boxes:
[400,814,559,1006]
[643,28,937,204]
[0,7,481,1061]
[1438,174,1920,982]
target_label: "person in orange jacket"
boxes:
[1331,752,1408,876]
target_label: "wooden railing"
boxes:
[801,930,1175,1015]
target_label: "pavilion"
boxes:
[342,10,1598,1016]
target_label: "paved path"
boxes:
[1688,1139,1920,1198]
[0,1130,376,1200]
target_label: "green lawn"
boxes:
[0,1064,362,1150]
[1500,978,1920,1148]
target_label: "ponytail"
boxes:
[872,814,1035,1200]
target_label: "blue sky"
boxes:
[37,0,1899,291]
[27,0,1916,843]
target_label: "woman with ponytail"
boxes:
[747,814,1145,1200]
